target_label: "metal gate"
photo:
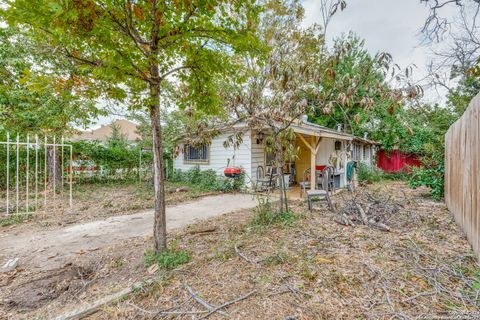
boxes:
[0,133,73,215]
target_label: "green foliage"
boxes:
[357,163,384,183]
[2,0,263,114]
[403,74,475,201]
[0,213,32,227]
[249,198,298,232]
[144,248,190,270]
[408,165,445,200]
[310,33,397,135]
[382,172,408,181]
[0,26,100,136]
[72,139,152,182]
[170,167,245,192]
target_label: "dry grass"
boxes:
[2,181,478,320]
[88,181,479,319]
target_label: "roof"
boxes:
[290,121,354,141]
[71,119,141,142]
[177,118,381,145]
[352,136,381,146]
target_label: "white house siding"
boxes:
[315,138,336,165]
[250,131,265,184]
[315,138,348,188]
[173,131,253,186]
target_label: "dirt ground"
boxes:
[0,181,215,233]
[0,193,257,271]
[1,181,479,320]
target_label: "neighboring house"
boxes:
[173,118,380,189]
[71,119,141,143]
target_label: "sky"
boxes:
[90,0,457,129]
[302,0,456,104]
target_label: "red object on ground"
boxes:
[315,165,326,171]
[224,167,243,178]
[376,150,421,172]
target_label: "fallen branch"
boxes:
[356,203,368,225]
[402,291,436,303]
[198,290,257,320]
[188,227,217,235]
[54,278,154,320]
[185,285,229,317]
[234,243,258,265]
[336,190,402,231]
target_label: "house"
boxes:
[173,117,380,190]
[71,119,141,143]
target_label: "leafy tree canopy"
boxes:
[0,26,100,136]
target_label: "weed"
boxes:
[261,252,289,266]
[0,213,32,227]
[357,163,384,183]
[408,165,444,200]
[249,200,298,232]
[144,248,190,270]
[111,258,124,268]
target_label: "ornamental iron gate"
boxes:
[0,133,73,215]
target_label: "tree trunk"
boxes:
[149,80,167,253]
[275,137,289,212]
[47,146,61,190]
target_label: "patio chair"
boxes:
[299,168,311,198]
[256,165,276,192]
[318,166,335,194]
[306,168,333,211]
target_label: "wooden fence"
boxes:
[445,92,480,258]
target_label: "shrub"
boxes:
[144,248,190,270]
[0,213,32,227]
[250,198,298,231]
[357,163,383,183]
[408,165,444,200]
[169,167,245,192]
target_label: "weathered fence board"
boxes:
[445,92,480,259]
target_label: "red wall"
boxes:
[376,150,421,172]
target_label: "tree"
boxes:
[420,0,480,42]
[318,0,346,37]
[0,25,101,188]
[306,33,422,149]
[221,0,323,212]
[2,0,262,253]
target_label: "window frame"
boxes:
[183,144,210,165]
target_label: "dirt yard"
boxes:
[1,181,478,320]
[0,181,215,233]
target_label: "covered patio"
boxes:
[290,122,353,196]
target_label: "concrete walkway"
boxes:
[0,193,257,271]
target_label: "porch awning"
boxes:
[291,123,353,141]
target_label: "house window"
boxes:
[363,145,368,160]
[184,144,209,164]
[353,143,361,161]
[266,151,275,166]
